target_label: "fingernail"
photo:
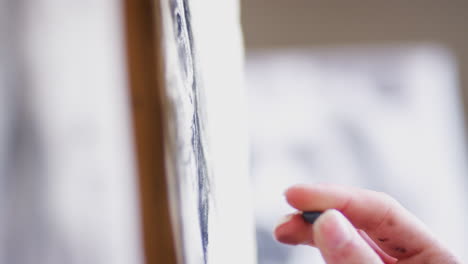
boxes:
[275,213,294,228]
[315,209,353,250]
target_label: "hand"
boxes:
[274,184,460,264]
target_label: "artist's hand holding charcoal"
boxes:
[274,184,460,264]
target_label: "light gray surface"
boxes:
[241,0,468,157]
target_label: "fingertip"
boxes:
[284,184,314,207]
[313,209,353,250]
[284,184,331,211]
[313,209,383,263]
[273,213,297,242]
[284,184,310,196]
[275,213,295,230]
[274,212,314,245]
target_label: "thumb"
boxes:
[313,209,383,264]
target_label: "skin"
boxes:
[274,184,461,264]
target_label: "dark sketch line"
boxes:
[171,0,210,262]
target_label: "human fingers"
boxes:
[274,212,397,263]
[285,184,459,262]
[313,209,383,264]
[274,212,315,246]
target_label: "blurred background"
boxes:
[0,1,143,263]
[241,0,468,263]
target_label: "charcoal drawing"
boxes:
[167,0,210,262]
